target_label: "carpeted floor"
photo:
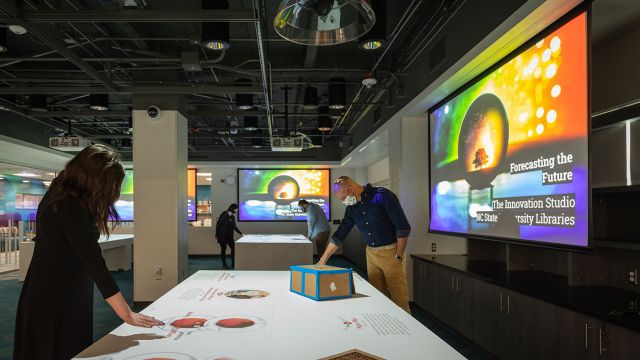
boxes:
[0,256,493,360]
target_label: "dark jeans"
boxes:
[220,240,235,268]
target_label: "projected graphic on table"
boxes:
[224,289,270,299]
[123,353,196,360]
[161,313,266,333]
[429,12,589,247]
[238,169,330,221]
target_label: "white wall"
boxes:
[388,116,467,300]
[368,157,390,186]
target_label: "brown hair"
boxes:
[48,144,125,235]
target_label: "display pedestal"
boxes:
[235,234,313,270]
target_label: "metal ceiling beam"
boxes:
[0,85,263,95]
[27,110,321,118]
[0,9,119,92]
[0,9,257,22]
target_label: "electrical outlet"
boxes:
[431,242,437,252]
[155,266,162,280]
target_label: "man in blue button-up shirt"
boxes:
[298,199,331,258]
[317,176,411,312]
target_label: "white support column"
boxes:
[133,100,188,302]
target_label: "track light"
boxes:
[303,86,319,110]
[244,116,258,131]
[89,94,109,111]
[274,0,375,46]
[359,0,386,50]
[318,106,333,131]
[235,79,255,110]
[329,77,346,110]
[30,94,47,112]
[0,28,7,53]
[201,0,230,50]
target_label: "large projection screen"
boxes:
[238,169,331,222]
[428,10,590,248]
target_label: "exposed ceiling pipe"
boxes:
[252,0,273,141]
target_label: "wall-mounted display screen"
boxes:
[114,169,197,221]
[187,169,197,222]
[238,169,331,221]
[0,177,48,223]
[114,169,134,221]
[428,12,589,248]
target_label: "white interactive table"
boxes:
[235,234,313,270]
[75,270,466,360]
[19,234,134,281]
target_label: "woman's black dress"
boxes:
[14,193,120,360]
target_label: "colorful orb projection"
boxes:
[171,317,208,328]
[267,175,300,203]
[457,93,509,189]
[215,318,255,328]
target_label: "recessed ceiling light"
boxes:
[13,172,40,178]
[206,177,212,181]
[8,24,27,35]
[197,172,212,177]
[22,179,30,183]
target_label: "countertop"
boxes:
[412,254,640,333]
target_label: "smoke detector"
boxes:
[362,73,377,88]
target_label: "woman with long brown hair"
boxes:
[14,145,163,360]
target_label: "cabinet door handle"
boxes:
[599,328,607,354]
[507,295,511,315]
[451,276,455,291]
[456,277,460,292]
[584,323,591,350]
[500,293,504,312]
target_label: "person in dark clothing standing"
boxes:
[215,203,243,269]
[14,145,163,360]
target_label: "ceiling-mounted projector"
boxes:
[271,136,304,152]
[49,136,91,152]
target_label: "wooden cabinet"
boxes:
[412,257,640,360]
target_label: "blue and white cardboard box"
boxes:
[290,265,355,301]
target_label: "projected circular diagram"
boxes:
[224,289,270,299]
[457,93,509,189]
[267,175,300,204]
[123,352,196,360]
[211,315,267,332]
[161,314,217,332]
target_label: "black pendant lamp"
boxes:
[235,79,254,110]
[89,94,109,111]
[318,106,332,131]
[251,129,263,148]
[244,116,258,131]
[30,94,47,112]
[311,130,324,147]
[329,77,346,110]
[0,27,7,53]
[359,0,386,50]
[303,86,319,110]
[201,0,230,50]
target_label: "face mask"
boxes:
[342,195,357,206]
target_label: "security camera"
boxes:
[147,105,161,119]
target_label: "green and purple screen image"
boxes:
[113,169,134,221]
[429,13,589,247]
[238,169,330,221]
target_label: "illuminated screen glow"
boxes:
[428,12,589,247]
[238,169,331,221]
[187,169,197,221]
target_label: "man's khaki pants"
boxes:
[365,243,411,313]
